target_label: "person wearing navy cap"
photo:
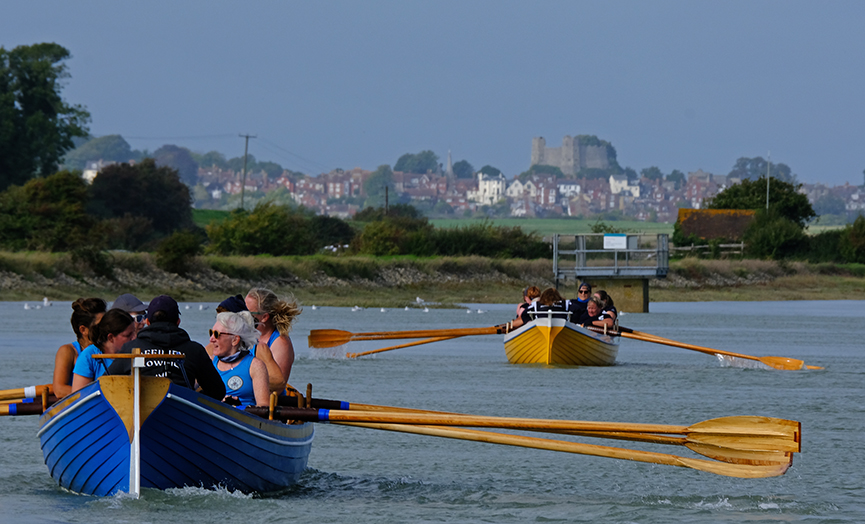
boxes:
[108,295,225,400]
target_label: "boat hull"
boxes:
[38,376,313,496]
[504,315,619,365]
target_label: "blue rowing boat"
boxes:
[37,375,313,496]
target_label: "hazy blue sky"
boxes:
[4,1,864,185]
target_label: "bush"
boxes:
[206,202,316,256]
[156,230,203,274]
[839,215,865,263]
[743,209,807,260]
[70,246,114,278]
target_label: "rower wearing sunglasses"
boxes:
[210,311,270,407]
[566,282,593,320]
[111,293,148,337]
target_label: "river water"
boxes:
[0,299,862,523]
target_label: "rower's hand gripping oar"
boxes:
[587,325,822,371]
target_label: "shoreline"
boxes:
[2,253,864,306]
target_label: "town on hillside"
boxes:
[78,135,865,224]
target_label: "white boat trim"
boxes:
[36,391,103,438]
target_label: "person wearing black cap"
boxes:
[112,293,148,337]
[108,295,225,400]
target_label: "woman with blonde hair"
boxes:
[245,288,301,382]
[210,311,269,407]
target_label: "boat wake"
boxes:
[309,345,351,360]
[715,354,770,370]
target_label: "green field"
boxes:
[192,208,232,228]
[429,218,674,238]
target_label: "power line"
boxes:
[122,134,237,140]
[257,137,330,172]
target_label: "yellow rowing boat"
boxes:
[504,311,619,365]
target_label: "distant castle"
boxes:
[531,135,613,176]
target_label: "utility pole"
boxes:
[766,151,771,210]
[239,133,256,210]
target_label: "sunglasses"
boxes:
[209,329,235,338]
[578,290,589,294]
[131,313,145,323]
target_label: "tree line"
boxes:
[673,177,865,263]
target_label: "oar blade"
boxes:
[684,441,794,466]
[688,416,800,443]
[675,456,790,478]
[308,329,352,348]
[758,356,806,371]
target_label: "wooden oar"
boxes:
[0,398,52,416]
[586,325,822,371]
[255,407,800,442]
[346,336,463,358]
[257,401,798,464]
[309,326,504,349]
[333,422,791,478]
[0,384,52,402]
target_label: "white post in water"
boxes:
[129,351,144,498]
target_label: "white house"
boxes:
[609,174,640,198]
[468,172,507,205]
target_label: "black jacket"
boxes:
[107,322,226,400]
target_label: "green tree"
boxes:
[452,160,474,179]
[363,164,395,207]
[153,145,199,185]
[728,157,796,184]
[743,208,807,260]
[394,150,439,174]
[257,161,284,179]
[839,215,865,263]
[354,203,420,221]
[310,214,355,247]
[227,154,256,173]
[812,194,847,217]
[0,170,95,251]
[706,177,815,228]
[89,158,194,236]
[63,135,141,170]
[0,43,91,190]
[478,165,502,177]
[155,230,203,274]
[193,150,228,169]
[519,164,564,181]
[206,201,315,256]
[666,170,685,189]
[641,166,664,181]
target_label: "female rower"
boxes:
[245,288,300,383]
[579,297,615,330]
[500,287,566,332]
[210,312,269,407]
[206,294,286,393]
[52,298,107,398]
[593,290,617,322]
[515,286,540,318]
[70,309,136,393]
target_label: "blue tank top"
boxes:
[214,352,256,407]
[267,330,279,348]
[65,341,83,385]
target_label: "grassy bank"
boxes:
[0,251,863,305]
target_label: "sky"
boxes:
[4,1,864,186]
